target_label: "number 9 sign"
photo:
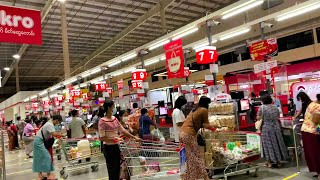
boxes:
[132,69,147,81]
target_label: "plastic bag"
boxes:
[151,129,164,141]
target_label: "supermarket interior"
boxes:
[0,0,320,179]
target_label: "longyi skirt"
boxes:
[302,131,320,174]
[32,136,54,172]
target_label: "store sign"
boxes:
[195,46,218,64]
[292,80,320,103]
[254,60,278,74]
[205,75,215,86]
[32,102,39,109]
[184,67,190,78]
[164,39,185,79]
[106,87,112,94]
[132,80,143,89]
[82,93,88,100]
[98,97,105,104]
[117,80,123,90]
[43,100,50,106]
[25,104,31,110]
[73,102,80,108]
[71,89,81,97]
[55,95,64,102]
[95,82,107,92]
[249,38,278,61]
[54,101,60,106]
[67,98,74,104]
[0,5,42,45]
[137,89,145,97]
[132,69,147,81]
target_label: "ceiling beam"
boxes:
[1,0,56,87]
[70,0,175,75]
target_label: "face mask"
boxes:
[112,107,117,115]
[123,117,129,122]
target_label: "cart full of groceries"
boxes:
[203,130,261,180]
[59,138,101,179]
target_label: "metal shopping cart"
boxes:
[59,138,101,179]
[203,130,261,180]
[279,117,303,172]
[119,140,183,179]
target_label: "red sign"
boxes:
[43,100,50,106]
[54,101,60,106]
[71,90,81,97]
[184,67,190,78]
[106,87,112,94]
[32,103,39,109]
[0,5,42,45]
[195,46,219,64]
[67,98,74,104]
[95,82,107,92]
[132,80,143,89]
[249,38,278,61]
[82,93,88,100]
[132,69,147,81]
[98,97,105,104]
[164,39,185,79]
[117,80,123,90]
[55,95,64,102]
[25,105,31,110]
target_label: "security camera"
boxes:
[213,20,221,25]
[207,20,220,26]
[261,22,273,28]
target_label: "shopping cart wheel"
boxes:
[254,168,259,177]
[60,169,65,176]
[57,155,62,160]
[91,165,99,172]
[62,173,68,179]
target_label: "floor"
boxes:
[2,135,317,180]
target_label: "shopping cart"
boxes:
[59,138,101,179]
[203,130,261,180]
[119,140,183,179]
[279,117,303,172]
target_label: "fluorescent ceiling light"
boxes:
[30,95,37,100]
[50,85,61,91]
[91,67,101,74]
[113,71,124,77]
[172,27,199,40]
[42,96,49,101]
[219,28,251,41]
[13,54,20,59]
[63,78,77,85]
[108,61,121,67]
[145,58,160,66]
[276,1,320,21]
[39,91,47,96]
[222,0,264,19]
[160,55,166,61]
[148,39,170,50]
[23,98,29,102]
[122,53,137,61]
[193,39,217,50]
[3,67,10,71]
[124,67,136,73]
[81,71,91,78]
[80,83,87,88]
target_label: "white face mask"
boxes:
[123,117,129,122]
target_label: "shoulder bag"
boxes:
[41,129,55,150]
[192,110,206,146]
[255,105,264,132]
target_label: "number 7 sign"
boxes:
[195,46,218,64]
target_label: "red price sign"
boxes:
[55,95,64,102]
[82,93,88,100]
[32,103,39,109]
[67,98,74,104]
[184,67,190,77]
[132,80,143,89]
[43,100,50,106]
[95,82,107,91]
[71,90,81,97]
[54,101,60,106]
[25,105,31,110]
[132,69,147,81]
[196,46,218,64]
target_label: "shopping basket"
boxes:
[119,140,183,179]
[59,138,101,179]
[203,130,261,180]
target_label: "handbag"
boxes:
[192,110,206,146]
[255,105,264,132]
[41,129,55,150]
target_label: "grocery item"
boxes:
[77,140,91,157]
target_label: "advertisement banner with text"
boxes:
[0,5,42,45]
[164,39,185,79]
[249,38,278,61]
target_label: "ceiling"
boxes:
[0,0,235,90]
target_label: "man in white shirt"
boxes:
[68,110,86,138]
[172,96,187,142]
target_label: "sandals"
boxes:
[263,163,272,168]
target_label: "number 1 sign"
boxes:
[195,46,218,64]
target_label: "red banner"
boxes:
[95,82,107,92]
[0,5,42,45]
[195,46,218,64]
[132,80,143,89]
[164,39,185,79]
[117,80,123,90]
[32,102,39,109]
[249,38,278,61]
[132,69,147,81]
[55,95,64,102]
[71,89,81,97]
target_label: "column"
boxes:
[15,62,20,92]
[159,0,167,34]
[60,2,71,79]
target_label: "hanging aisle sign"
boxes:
[117,80,123,90]
[249,38,278,61]
[132,69,147,81]
[0,5,42,45]
[195,46,219,64]
[131,80,143,89]
[95,82,107,92]
[164,39,185,79]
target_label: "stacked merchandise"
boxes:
[208,103,236,131]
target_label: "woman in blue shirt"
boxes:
[139,108,156,139]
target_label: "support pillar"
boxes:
[60,2,71,79]
[206,20,217,85]
[15,62,20,92]
[159,0,167,34]
[260,22,272,95]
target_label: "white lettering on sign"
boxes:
[0,10,34,29]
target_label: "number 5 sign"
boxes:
[196,46,218,64]
[132,69,147,81]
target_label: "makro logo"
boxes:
[0,10,34,29]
